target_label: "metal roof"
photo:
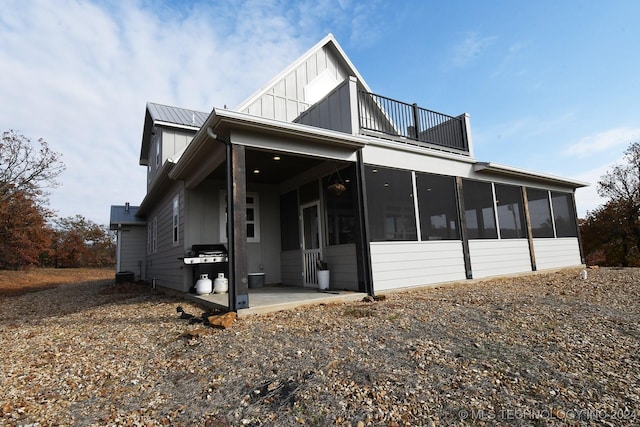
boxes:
[147,102,209,128]
[109,205,146,230]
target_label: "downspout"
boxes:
[206,127,237,311]
[116,224,122,272]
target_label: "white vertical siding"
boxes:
[323,244,358,291]
[371,241,466,291]
[281,250,302,286]
[468,239,532,279]
[240,45,348,121]
[534,238,582,270]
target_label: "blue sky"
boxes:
[1,0,639,224]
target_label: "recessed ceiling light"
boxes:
[372,169,378,173]
[253,169,260,174]
[384,183,389,187]
[345,179,351,183]
[273,156,281,161]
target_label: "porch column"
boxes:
[355,150,374,295]
[455,177,473,279]
[521,186,537,271]
[227,143,249,311]
[571,191,586,265]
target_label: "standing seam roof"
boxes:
[147,102,209,128]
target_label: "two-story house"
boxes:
[110,34,587,312]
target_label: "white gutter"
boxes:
[474,162,589,188]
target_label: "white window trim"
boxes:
[219,191,260,243]
[155,140,161,170]
[152,216,158,253]
[147,223,152,255]
[172,195,179,247]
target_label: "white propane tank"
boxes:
[214,273,228,294]
[195,274,212,295]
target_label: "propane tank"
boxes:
[213,273,228,294]
[195,274,212,295]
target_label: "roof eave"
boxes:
[474,162,590,188]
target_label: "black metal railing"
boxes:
[357,91,469,153]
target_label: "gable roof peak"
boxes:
[235,33,371,112]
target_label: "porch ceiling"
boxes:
[207,148,332,185]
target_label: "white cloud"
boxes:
[448,32,497,68]
[0,0,326,225]
[562,126,640,158]
[1,0,397,226]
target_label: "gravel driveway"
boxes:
[1,267,638,426]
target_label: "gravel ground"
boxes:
[1,267,639,426]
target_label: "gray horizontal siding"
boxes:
[323,244,358,290]
[146,182,186,291]
[118,226,146,280]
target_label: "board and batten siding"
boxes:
[323,244,358,291]
[117,226,147,280]
[281,250,302,286]
[241,45,349,122]
[533,238,582,270]
[468,239,532,279]
[371,241,466,291]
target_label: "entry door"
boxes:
[302,202,322,287]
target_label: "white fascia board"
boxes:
[154,121,201,132]
[169,107,368,181]
[212,108,369,148]
[474,162,589,188]
[235,33,372,112]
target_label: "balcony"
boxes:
[357,91,470,154]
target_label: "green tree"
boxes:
[580,142,640,266]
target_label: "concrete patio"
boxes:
[183,285,367,317]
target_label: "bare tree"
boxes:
[583,141,640,266]
[0,130,66,201]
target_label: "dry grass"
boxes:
[0,268,114,296]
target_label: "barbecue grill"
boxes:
[182,244,229,291]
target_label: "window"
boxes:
[324,165,356,245]
[551,192,578,237]
[495,184,526,239]
[415,173,460,240]
[172,195,179,246]
[152,216,158,253]
[365,166,417,241]
[220,192,260,243]
[527,188,554,237]
[462,180,497,239]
